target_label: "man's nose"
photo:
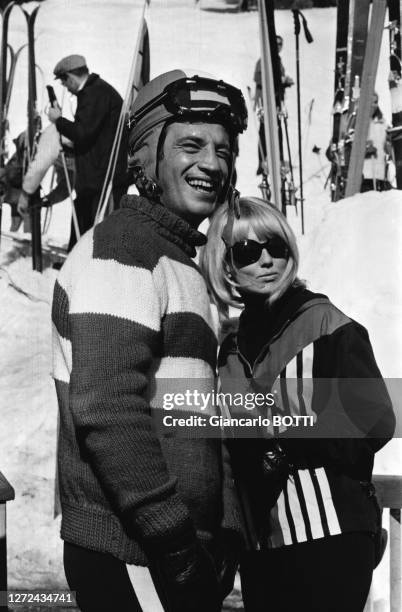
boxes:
[198,144,220,173]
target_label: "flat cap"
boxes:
[54,54,87,78]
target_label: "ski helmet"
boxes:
[127,69,248,202]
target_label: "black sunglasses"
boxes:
[229,237,289,268]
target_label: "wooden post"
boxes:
[372,475,402,612]
[390,508,401,612]
[0,472,15,612]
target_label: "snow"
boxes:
[0,0,400,608]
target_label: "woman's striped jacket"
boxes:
[218,287,395,549]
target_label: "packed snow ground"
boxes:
[0,1,401,609]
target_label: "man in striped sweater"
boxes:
[52,70,247,611]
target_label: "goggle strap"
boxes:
[221,187,240,247]
[128,91,169,129]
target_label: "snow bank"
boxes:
[299,190,402,378]
[0,259,63,587]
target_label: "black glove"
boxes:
[152,540,221,612]
[41,196,52,208]
[261,442,292,509]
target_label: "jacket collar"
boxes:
[121,194,207,257]
[240,286,328,338]
[78,73,99,93]
[236,286,328,358]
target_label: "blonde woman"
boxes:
[200,197,394,612]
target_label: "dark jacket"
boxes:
[56,73,128,194]
[218,287,395,549]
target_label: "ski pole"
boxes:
[60,149,80,240]
[280,107,295,185]
[303,97,314,160]
[46,84,80,242]
[279,107,297,212]
[292,9,313,235]
[311,145,328,184]
[372,155,377,191]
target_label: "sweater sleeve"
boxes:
[65,256,195,554]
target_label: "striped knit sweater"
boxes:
[52,195,233,565]
[219,287,395,550]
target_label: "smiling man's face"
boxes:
[157,121,231,228]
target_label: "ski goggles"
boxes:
[228,237,289,267]
[128,76,248,135]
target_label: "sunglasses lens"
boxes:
[267,237,289,259]
[230,238,289,268]
[231,242,261,267]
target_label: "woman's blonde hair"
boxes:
[199,197,302,316]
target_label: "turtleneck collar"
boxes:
[121,194,207,258]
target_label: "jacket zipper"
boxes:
[236,317,292,376]
[234,298,329,377]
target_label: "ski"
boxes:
[268,6,290,216]
[345,0,387,196]
[332,0,350,125]
[0,1,16,166]
[292,9,313,233]
[343,0,370,120]
[334,0,371,200]
[329,0,349,201]
[22,4,42,272]
[0,1,17,250]
[387,0,402,188]
[257,0,282,210]
[5,43,28,116]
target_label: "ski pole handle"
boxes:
[292,9,301,36]
[292,9,313,43]
[46,85,58,107]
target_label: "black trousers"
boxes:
[240,532,375,612]
[64,542,144,612]
[67,185,127,252]
[360,178,392,193]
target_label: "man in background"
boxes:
[48,54,128,251]
[254,35,294,176]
